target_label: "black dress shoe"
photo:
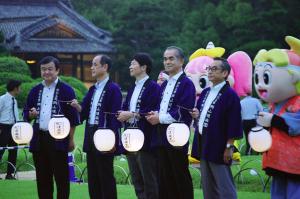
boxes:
[5,174,16,180]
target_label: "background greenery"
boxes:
[72,0,300,89]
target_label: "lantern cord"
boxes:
[177,105,193,112]
[104,112,108,128]
[177,106,182,122]
[57,100,62,115]
[132,113,138,128]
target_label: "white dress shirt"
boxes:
[198,81,226,134]
[0,92,19,124]
[129,75,149,112]
[89,76,109,125]
[159,71,183,124]
[39,78,59,130]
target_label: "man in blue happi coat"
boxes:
[146,46,195,199]
[190,57,243,199]
[117,52,160,199]
[71,55,122,199]
[23,56,80,199]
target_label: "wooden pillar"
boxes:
[80,54,84,81]
[72,54,77,78]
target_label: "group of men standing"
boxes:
[0,45,243,199]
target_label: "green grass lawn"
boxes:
[0,180,270,199]
[0,124,272,198]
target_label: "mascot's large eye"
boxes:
[199,76,208,89]
[254,72,259,85]
[263,71,271,85]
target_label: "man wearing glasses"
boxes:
[190,57,243,199]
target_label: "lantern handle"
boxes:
[132,112,139,128]
[104,112,108,128]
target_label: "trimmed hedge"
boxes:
[0,72,33,85]
[59,76,88,95]
[0,56,31,75]
[0,56,30,74]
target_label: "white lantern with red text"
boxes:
[93,128,116,152]
[11,122,33,144]
[48,115,70,139]
[166,122,190,147]
[248,126,272,152]
[121,128,144,152]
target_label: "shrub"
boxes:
[0,56,30,75]
[0,72,33,85]
[59,76,88,95]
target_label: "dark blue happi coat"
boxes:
[23,80,80,152]
[191,84,243,164]
[80,80,122,155]
[153,74,196,154]
[122,79,160,151]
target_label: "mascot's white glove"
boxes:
[257,112,274,127]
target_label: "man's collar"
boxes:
[211,81,226,91]
[135,75,149,85]
[42,77,59,88]
[169,71,183,81]
[95,76,109,88]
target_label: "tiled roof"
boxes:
[0,0,114,53]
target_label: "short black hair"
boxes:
[214,57,231,79]
[165,46,185,60]
[133,52,153,75]
[6,80,21,92]
[99,55,112,72]
[39,56,60,70]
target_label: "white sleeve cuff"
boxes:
[159,113,176,124]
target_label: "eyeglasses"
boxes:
[206,66,223,72]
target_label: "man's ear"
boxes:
[103,63,109,71]
[141,65,147,72]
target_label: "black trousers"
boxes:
[127,151,159,199]
[0,123,17,175]
[32,132,69,199]
[157,125,194,199]
[86,152,117,199]
[242,119,257,155]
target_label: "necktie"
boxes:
[12,97,16,123]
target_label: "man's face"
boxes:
[207,60,227,85]
[91,56,106,78]
[163,49,183,75]
[40,62,59,83]
[254,62,296,103]
[15,86,21,95]
[129,59,145,77]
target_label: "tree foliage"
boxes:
[72,0,300,88]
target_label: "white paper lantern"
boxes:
[93,128,116,152]
[248,126,272,152]
[166,123,190,147]
[121,128,144,152]
[11,122,33,144]
[48,115,70,139]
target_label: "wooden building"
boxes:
[0,0,115,82]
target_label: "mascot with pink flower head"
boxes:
[254,36,300,199]
[186,42,252,163]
